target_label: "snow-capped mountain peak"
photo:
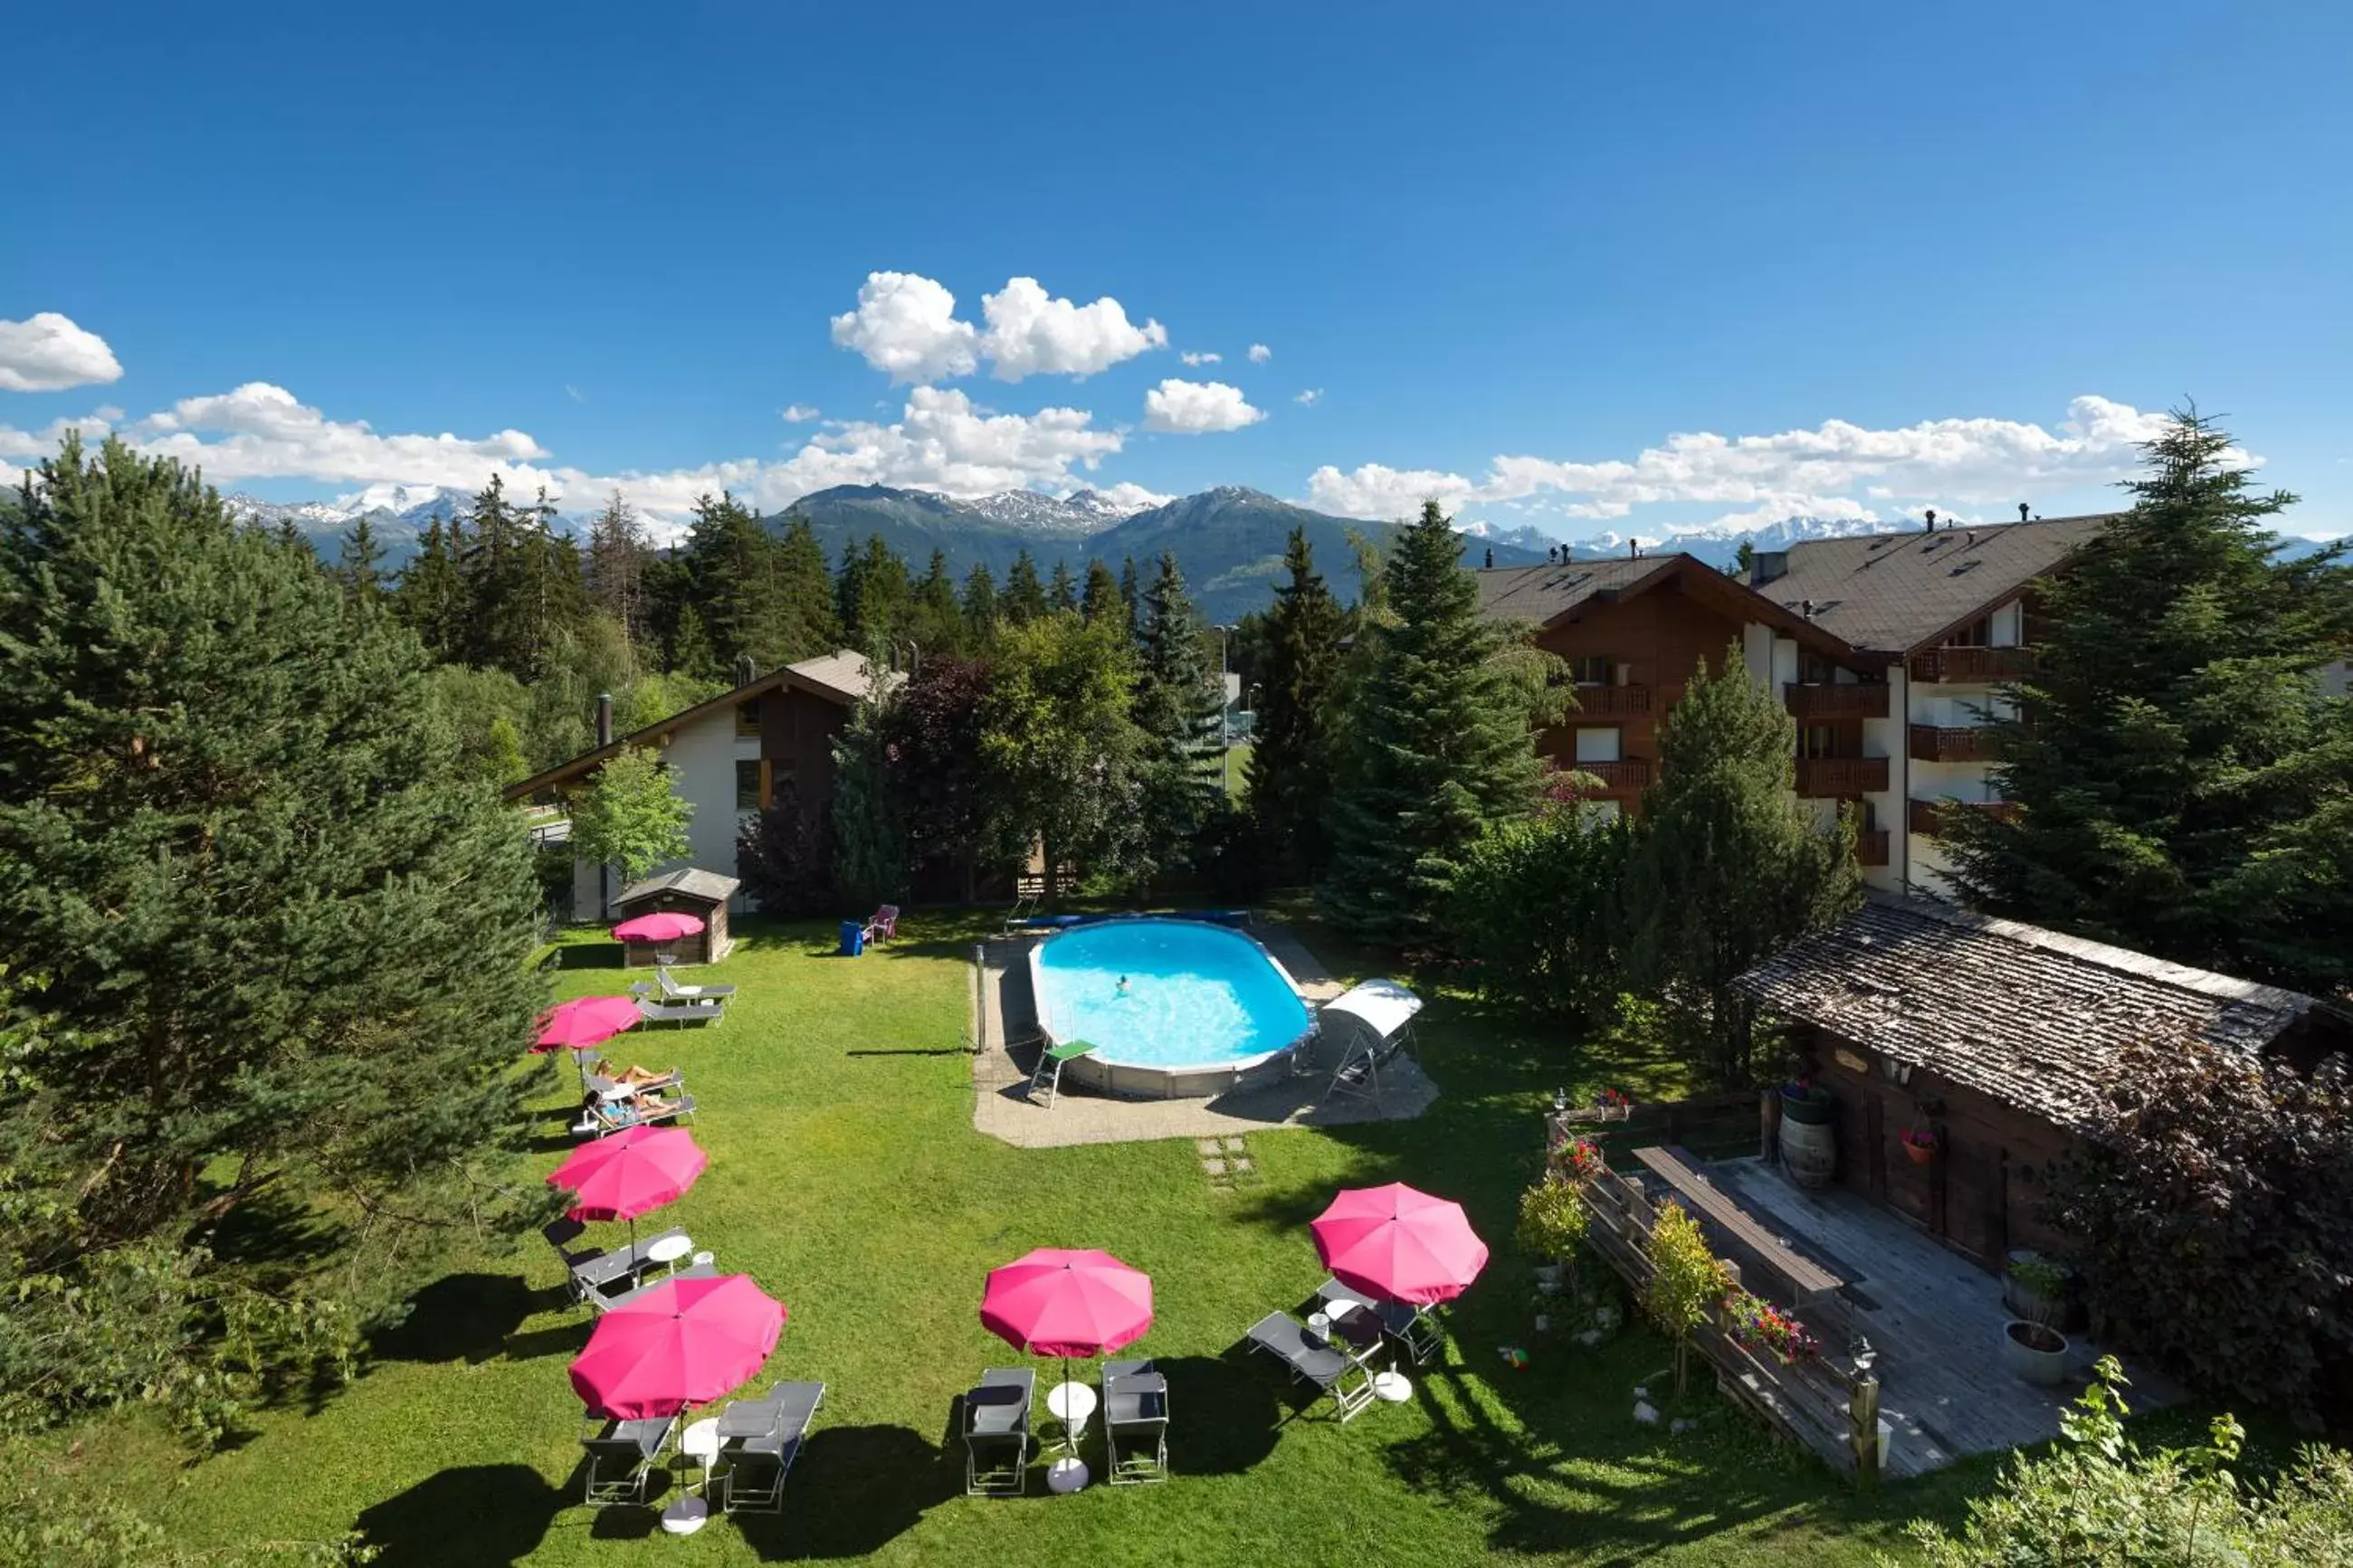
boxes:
[961,489,1151,533]
[336,481,456,517]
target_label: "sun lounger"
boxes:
[599,1259,718,1313]
[718,1380,825,1515]
[1100,1358,1169,1484]
[581,1411,680,1506]
[657,968,737,1003]
[636,996,724,1029]
[582,1069,684,1105]
[963,1367,1035,1497]
[1028,1039,1096,1108]
[1245,1310,1377,1421]
[566,1225,690,1306]
[585,1092,696,1139]
[1316,1278,1443,1364]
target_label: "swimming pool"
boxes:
[1027,918,1313,1098]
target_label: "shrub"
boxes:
[2049,1038,2353,1430]
[1517,1176,1590,1269]
[1900,1355,2353,1566]
[735,784,834,917]
[1643,1199,1730,1397]
[1447,808,1631,1024]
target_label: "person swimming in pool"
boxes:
[1115,975,1129,997]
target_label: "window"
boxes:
[1796,649,1837,685]
[1797,725,1839,759]
[1573,727,1621,765]
[735,760,762,811]
[1948,615,1991,648]
[1567,655,1612,686]
[735,702,761,736]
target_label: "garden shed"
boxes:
[612,868,740,967]
[1733,894,2346,1269]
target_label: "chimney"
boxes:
[2018,502,2030,524]
[1925,508,1937,533]
[1751,549,1790,585]
[595,691,613,747]
[1483,546,1493,569]
[1628,539,1639,559]
[1801,598,1815,620]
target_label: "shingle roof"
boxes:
[615,868,741,907]
[1751,515,2111,654]
[1475,557,1665,623]
[1734,895,2323,1135]
[786,649,895,704]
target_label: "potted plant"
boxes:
[1779,1077,1834,1126]
[1725,1289,1822,1365]
[2001,1254,2072,1385]
[1900,1126,1939,1165]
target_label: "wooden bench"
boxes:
[1630,1145,1843,1307]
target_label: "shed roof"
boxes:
[505,649,893,801]
[1734,895,2326,1135]
[614,868,741,908]
[1750,515,2110,655]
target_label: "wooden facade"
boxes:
[752,683,854,823]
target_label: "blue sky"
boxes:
[5,0,2348,540]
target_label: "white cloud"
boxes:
[829,271,979,385]
[1307,395,2197,524]
[1246,343,1272,364]
[978,278,1166,381]
[0,313,124,393]
[564,384,586,403]
[1075,480,1175,512]
[1142,378,1266,435]
[760,386,1121,504]
[781,404,821,423]
[1294,388,1322,405]
[1180,350,1222,366]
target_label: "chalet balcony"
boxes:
[1794,755,1890,797]
[1909,645,2035,684]
[1784,681,1890,720]
[1569,683,1651,717]
[1909,724,1996,764]
[1909,796,2020,837]
[1575,758,1652,794]
[1856,828,1891,867]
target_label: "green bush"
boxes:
[1448,808,1631,1023]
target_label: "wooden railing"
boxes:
[1570,684,1651,717]
[1784,682,1890,720]
[1795,755,1890,797]
[1568,1152,1882,1478]
[1908,724,1995,763]
[1575,759,1652,794]
[1856,828,1890,866]
[1545,1090,1762,1165]
[1909,645,2034,684]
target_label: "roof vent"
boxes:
[1925,508,1938,533]
[1801,598,1815,620]
[2018,502,2031,524]
[1751,549,1789,585]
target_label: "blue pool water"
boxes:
[1031,919,1310,1069]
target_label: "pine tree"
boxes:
[0,438,548,1422]
[1943,411,2353,992]
[830,641,909,907]
[393,516,466,660]
[961,561,1001,647]
[454,475,527,671]
[1626,646,1862,1086]
[1048,558,1079,614]
[1119,556,1141,640]
[773,515,842,659]
[1002,548,1048,625]
[338,512,386,611]
[1129,552,1226,878]
[912,549,965,654]
[685,492,784,676]
[837,534,912,650]
[1081,558,1121,624]
[669,602,717,679]
[1319,500,1540,946]
[586,489,652,645]
[1248,527,1345,877]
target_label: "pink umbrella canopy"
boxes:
[979,1248,1154,1359]
[569,1273,786,1420]
[1311,1183,1490,1307]
[548,1126,707,1221]
[534,995,643,1052]
[612,910,705,943]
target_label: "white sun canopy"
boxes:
[1319,979,1423,1043]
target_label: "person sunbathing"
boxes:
[590,1060,676,1088]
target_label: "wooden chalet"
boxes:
[1735,893,2349,1269]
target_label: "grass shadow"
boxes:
[735,1422,954,1560]
[1151,1350,1288,1475]
[368,1273,548,1366]
[552,944,624,971]
[352,1463,567,1566]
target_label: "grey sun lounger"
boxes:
[581,1411,681,1506]
[636,996,725,1029]
[584,1092,697,1139]
[962,1367,1035,1497]
[1245,1311,1377,1421]
[563,1225,688,1302]
[1316,1278,1443,1364]
[1101,1358,1169,1484]
[598,1259,718,1313]
[658,968,738,1003]
[718,1380,825,1515]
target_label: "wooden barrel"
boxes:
[1778,1115,1835,1189]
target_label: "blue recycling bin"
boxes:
[838,919,865,957]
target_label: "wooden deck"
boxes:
[1704,1157,2183,1478]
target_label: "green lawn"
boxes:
[76,912,2005,1565]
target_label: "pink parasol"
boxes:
[613,911,705,943]
[1310,1183,1489,1307]
[980,1248,1153,1364]
[535,995,643,1052]
[548,1126,706,1243]
[569,1273,786,1420]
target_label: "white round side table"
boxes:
[645,1233,693,1272]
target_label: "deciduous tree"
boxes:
[567,746,692,907]
[977,614,1143,906]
